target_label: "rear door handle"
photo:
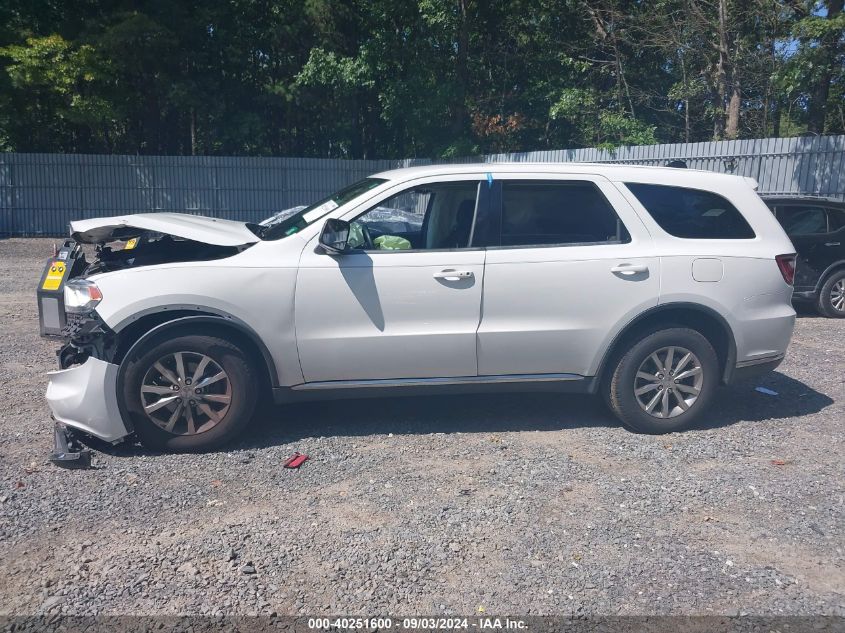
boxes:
[434,269,473,281]
[611,263,649,275]
[825,242,841,247]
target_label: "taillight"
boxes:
[775,254,796,285]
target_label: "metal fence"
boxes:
[0,155,396,236]
[440,135,845,201]
[2,134,844,237]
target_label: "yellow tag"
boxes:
[42,261,66,291]
[124,237,138,250]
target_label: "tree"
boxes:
[787,0,844,134]
[0,34,118,150]
[0,0,838,156]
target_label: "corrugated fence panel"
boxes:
[0,153,397,236]
[1,135,844,236]
[475,135,845,201]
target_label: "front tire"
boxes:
[817,270,845,318]
[121,334,258,452]
[606,327,719,434]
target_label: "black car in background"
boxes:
[762,196,845,318]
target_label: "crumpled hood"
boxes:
[70,213,260,246]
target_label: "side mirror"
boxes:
[318,218,350,255]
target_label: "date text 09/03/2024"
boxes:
[307,617,528,630]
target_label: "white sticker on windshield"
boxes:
[302,200,339,223]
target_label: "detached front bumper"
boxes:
[45,357,130,442]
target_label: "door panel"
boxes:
[477,177,659,377]
[813,208,845,285]
[294,178,488,384]
[479,248,659,376]
[776,205,836,290]
[790,234,825,290]
[295,250,485,382]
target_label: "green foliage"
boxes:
[777,2,845,134]
[792,13,845,39]
[0,0,840,156]
[0,35,118,147]
[596,112,658,149]
[550,89,656,149]
[295,48,372,90]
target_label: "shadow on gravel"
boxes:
[693,370,834,430]
[86,392,613,457]
[77,435,163,458]
[254,392,612,443]
[236,370,832,449]
[86,371,833,457]
[794,303,825,319]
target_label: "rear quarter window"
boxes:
[626,183,755,239]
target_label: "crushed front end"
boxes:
[38,240,130,464]
[38,218,260,463]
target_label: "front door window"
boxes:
[348,182,481,251]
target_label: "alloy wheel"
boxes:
[634,346,703,419]
[140,352,231,435]
[831,278,845,313]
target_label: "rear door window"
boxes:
[498,181,630,247]
[625,183,755,239]
[776,205,829,236]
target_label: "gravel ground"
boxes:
[0,237,843,617]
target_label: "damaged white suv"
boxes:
[38,164,797,457]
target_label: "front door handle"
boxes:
[825,242,841,247]
[611,263,649,275]
[434,269,473,281]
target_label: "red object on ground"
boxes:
[283,452,309,468]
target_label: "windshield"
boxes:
[257,177,387,240]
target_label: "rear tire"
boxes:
[121,334,258,452]
[817,270,845,318]
[606,327,718,434]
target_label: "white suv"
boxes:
[38,164,797,455]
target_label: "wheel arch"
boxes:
[815,259,845,292]
[112,310,279,390]
[596,302,738,388]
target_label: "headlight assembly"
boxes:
[64,279,103,313]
